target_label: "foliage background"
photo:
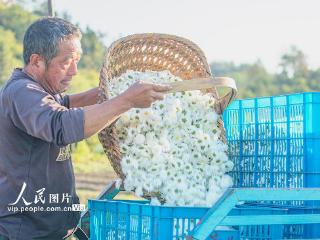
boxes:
[0,0,319,177]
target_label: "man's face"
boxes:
[40,38,82,94]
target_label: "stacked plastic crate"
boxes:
[85,92,320,240]
[223,92,320,238]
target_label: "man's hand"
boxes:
[121,81,172,108]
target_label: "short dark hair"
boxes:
[23,17,82,65]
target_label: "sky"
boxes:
[53,0,320,72]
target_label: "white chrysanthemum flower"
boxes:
[220,175,233,189]
[150,197,161,206]
[115,179,122,189]
[134,134,145,145]
[135,187,143,197]
[110,70,234,207]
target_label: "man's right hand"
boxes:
[120,81,172,108]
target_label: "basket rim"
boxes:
[104,33,212,79]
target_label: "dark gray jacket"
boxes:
[0,69,85,239]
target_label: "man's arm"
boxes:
[69,87,99,108]
[83,82,171,138]
[8,79,170,146]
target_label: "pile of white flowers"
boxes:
[108,70,234,207]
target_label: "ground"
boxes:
[75,169,117,204]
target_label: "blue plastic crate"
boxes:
[88,199,287,240]
[242,202,320,239]
[223,92,320,190]
[84,93,320,239]
[222,92,320,238]
[230,206,284,240]
[284,207,320,239]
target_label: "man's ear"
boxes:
[29,54,45,70]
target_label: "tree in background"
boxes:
[79,27,106,71]
[0,27,22,85]
[0,1,109,171]
[276,46,311,93]
[211,46,320,99]
[211,60,276,98]
[0,2,38,41]
[0,1,37,85]
[279,46,309,79]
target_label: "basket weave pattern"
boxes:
[98,33,231,181]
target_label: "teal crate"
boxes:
[230,206,284,239]
[88,199,288,240]
[243,203,320,239]
[223,92,320,189]
[223,92,320,238]
[83,93,320,239]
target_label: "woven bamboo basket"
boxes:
[98,33,237,186]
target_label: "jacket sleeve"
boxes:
[7,80,84,146]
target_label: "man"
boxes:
[0,17,170,239]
